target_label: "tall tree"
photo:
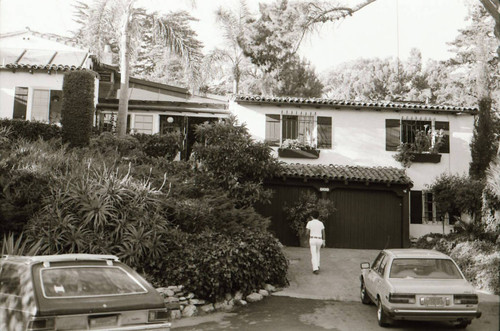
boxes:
[73,0,200,137]
[275,56,323,97]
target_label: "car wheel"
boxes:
[360,280,371,305]
[377,298,391,327]
[454,321,470,329]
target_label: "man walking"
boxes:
[305,210,325,274]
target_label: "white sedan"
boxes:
[360,249,481,329]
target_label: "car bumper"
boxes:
[83,323,171,331]
[385,307,482,321]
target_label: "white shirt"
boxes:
[306,219,324,238]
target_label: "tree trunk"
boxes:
[116,1,134,137]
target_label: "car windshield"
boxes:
[389,258,463,279]
[41,266,147,298]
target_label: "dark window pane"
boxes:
[13,87,28,120]
[265,114,280,146]
[282,115,298,141]
[435,121,450,153]
[385,119,400,151]
[317,116,332,149]
[410,190,422,224]
[401,120,431,144]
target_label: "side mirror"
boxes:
[360,262,370,269]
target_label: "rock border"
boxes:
[156,283,279,320]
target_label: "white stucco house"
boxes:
[0,28,98,123]
[230,95,478,247]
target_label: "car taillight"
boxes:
[454,294,478,304]
[148,309,169,322]
[389,293,416,304]
[27,317,55,330]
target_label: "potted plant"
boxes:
[393,129,444,167]
[278,139,320,159]
[283,191,335,247]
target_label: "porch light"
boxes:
[167,116,174,123]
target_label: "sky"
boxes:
[0,0,471,72]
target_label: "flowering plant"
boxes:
[281,139,316,151]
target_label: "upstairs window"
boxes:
[265,113,332,149]
[386,119,449,153]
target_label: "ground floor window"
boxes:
[133,114,153,134]
[410,190,457,225]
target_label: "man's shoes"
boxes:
[313,270,319,274]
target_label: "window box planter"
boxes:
[411,153,441,163]
[278,148,320,159]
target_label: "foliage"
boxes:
[427,173,484,220]
[484,153,500,232]
[469,97,499,180]
[133,132,181,159]
[73,0,202,136]
[281,139,315,151]
[414,234,499,295]
[0,118,61,142]
[283,190,335,235]
[0,169,52,237]
[61,71,95,147]
[393,129,444,167]
[1,233,42,256]
[89,132,143,158]
[274,56,323,97]
[155,230,288,301]
[322,4,499,106]
[192,116,282,207]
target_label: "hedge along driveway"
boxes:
[275,247,500,303]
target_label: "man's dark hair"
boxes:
[311,210,320,219]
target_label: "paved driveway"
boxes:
[275,247,499,303]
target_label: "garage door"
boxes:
[327,189,402,249]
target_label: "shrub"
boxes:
[283,190,335,236]
[0,118,61,141]
[133,132,181,159]
[89,132,142,158]
[155,230,288,301]
[61,71,95,147]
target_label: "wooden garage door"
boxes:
[327,189,402,249]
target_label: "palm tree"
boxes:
[74,0,199,137]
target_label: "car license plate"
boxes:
[89,315,118,328]
[422,296,445,307]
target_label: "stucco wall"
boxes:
[0,70,99,121]
[230,100,474,191]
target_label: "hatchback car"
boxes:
[360,249,481,329]
[0,254,171,331]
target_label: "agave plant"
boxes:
[1,233,42,256]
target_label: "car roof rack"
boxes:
[1,254,120,265]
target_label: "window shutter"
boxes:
[385,119,400,151]
[317,116,332,149]
[410,190,422,224]
[435,121,450,153]
[265,115,280,146]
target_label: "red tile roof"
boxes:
[234,95,478,114]
[280,163,412,186]
[3,63,88,71]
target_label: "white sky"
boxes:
[0,0,470,72]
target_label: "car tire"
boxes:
[377,298,391,327]
[454,321,470,329]
[360,280,372,305]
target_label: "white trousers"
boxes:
[309,238,323,271]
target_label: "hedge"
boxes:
[0,118,61,141]
[61,71,95,147]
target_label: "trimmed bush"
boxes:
[61,71,95,147]
[0,118,61,141]
[90,132,142,158]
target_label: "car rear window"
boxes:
[40,266,147,298]
[389,258,463,279]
